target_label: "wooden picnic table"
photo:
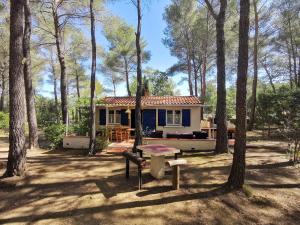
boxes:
[137,144,180,179]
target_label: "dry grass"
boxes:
[0,137,299,225]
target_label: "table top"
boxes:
[137,144,180,156]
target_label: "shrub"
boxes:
[44,124,66,149]
[72,120,89,136]
[95,128,109,151]
[0,112,9,131]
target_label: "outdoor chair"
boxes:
[122,129,130,141]
[115,128,123,142]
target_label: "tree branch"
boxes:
[204,0,217,20]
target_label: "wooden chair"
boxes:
[107,127,115,141]
[115,127,123,142]
[122,128,130,141]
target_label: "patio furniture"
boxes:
[127,128,135,139]
[107,127,117,141]
[166,132,194,139]
[122,151,146,190]
[115,127,123,142]
[137,144,180,179]
[200,127,217,139]
[193,131,208,139]
[150,130,163,138]
[167,159,187,190]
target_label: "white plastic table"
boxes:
[137,144,180,179]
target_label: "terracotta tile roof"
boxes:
[98,96,202,106]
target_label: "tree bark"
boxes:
[133,0,143,153]
[75,68,81,99]
[248,0,259,131]
[0,72,6,111]
[5,0,26,177]
[205,0,228,154]
[50,52,60,121]
[112,77,116,96]
[287,17,297,86]
[187,54,194,96]
[88,0,96,155]
[124,57,131,96]
[286,40,293,89]
[52,4,68,124]
[201,10,209,102]
[192,54,198,97]
[227,0,250,189]
[75,65,82,121]
[23,0,38,149]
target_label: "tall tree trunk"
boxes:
[287,17,297,85]
[88,0,96,155]
[75,60,80,100]
[133,0,143,153]
[50,52,60,121]
[201,56,207,100]
[201,9,209,102]
[75,69,81,99]
[187,54,194,96]
[5,0,26,177]
[0,72,5,111]
[227,0,250,189]
[75,67,82,121]
[286,40,293,89]
[192,55,198,97]
[52,6,68,124]
[298,56,300,87]
[112,78,116,96]
[124,57,131,96]
[53,76,60,122]
[23,0,38,149]
[248,0,259,131]
[205,0,228,154]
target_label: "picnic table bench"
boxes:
[122,151,146,190]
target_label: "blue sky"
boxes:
[100,0,187,96]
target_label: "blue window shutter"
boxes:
[182,109,191,127]
[158,109,166,126]
[99,109,106,125]
[120,110,129,125]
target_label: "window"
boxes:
[166,110,181,125]
[108,110,121,124]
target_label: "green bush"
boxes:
[44,124,66,149]
[0,112,9,131]
[95,128,109,151]
[71,120,89,136]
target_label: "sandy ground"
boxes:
[0,136,299,225]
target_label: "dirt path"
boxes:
[0,137,299,225]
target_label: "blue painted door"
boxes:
[142,109,156,131]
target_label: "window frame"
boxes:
[166,109,182,126]
[107,109,121,124]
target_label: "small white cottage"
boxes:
[96,95,203,136]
